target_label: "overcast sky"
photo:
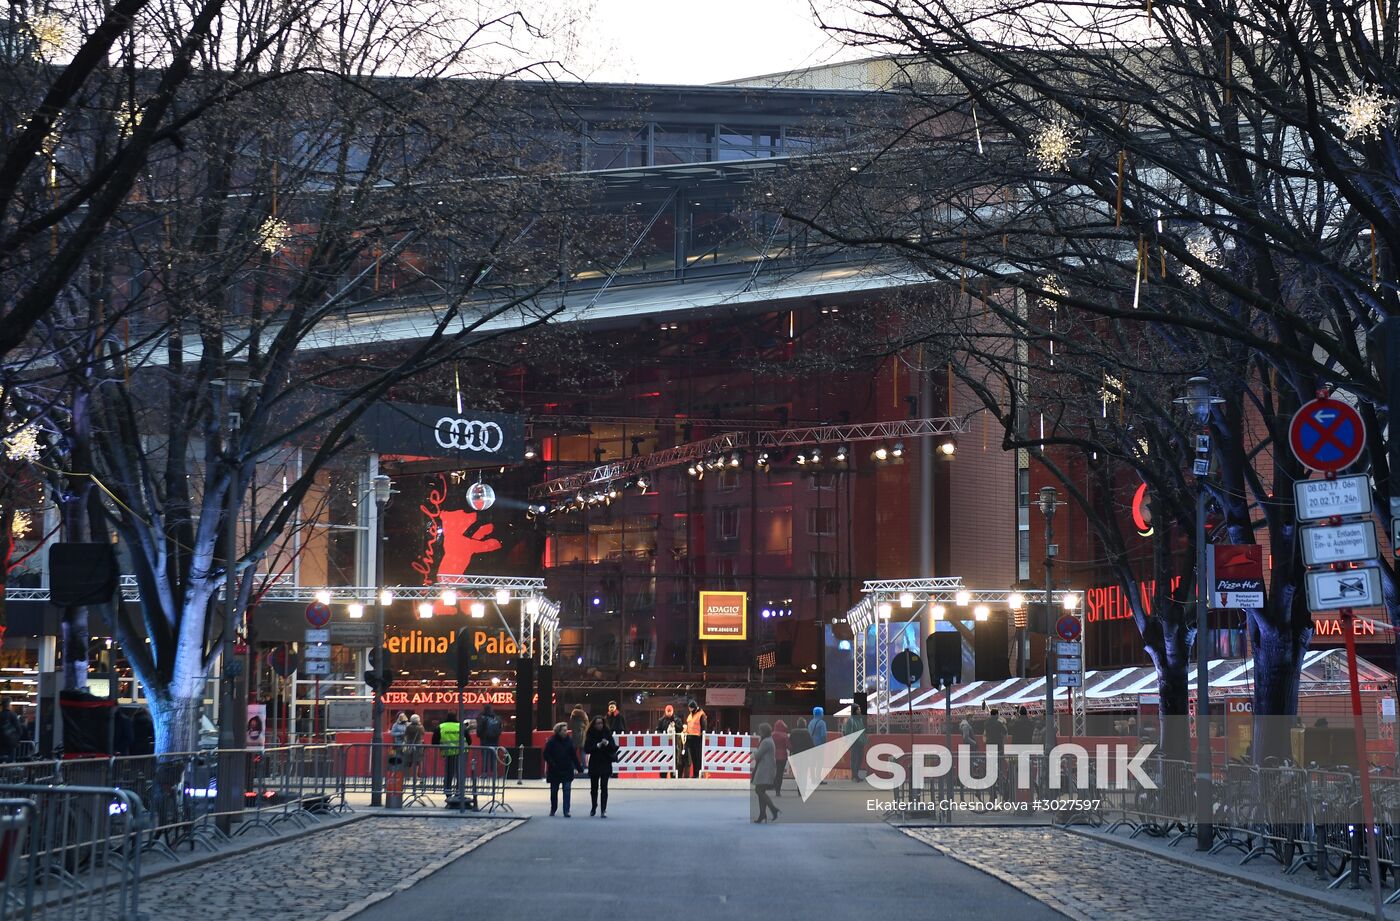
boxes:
[556,0,865,85]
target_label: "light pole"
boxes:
[215,367,251,832]
[1038,485,1059,756]
[369,473,391,807]
[1176,375,1222,851]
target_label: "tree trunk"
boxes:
[148,694,204,756]
[1251,615,1308,761]
[1147,624,1191,761]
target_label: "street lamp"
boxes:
[370,473,391,807]
[1038,485,1061,756]
[1175,374,1223,851]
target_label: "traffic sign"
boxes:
[302,659,331,676]
[1055,672,1083,688]
[1305,567,1383,611]
[1289,397,1366,473]
[1294,474,1371,521]
[1055,642,1082,657]
[304,628,330,644]
[304,602,331,628]
[303,644,331,660]
[331,622,377,646]
[891,650,923,688]
[1055,614,1082,641]
[1301,520,1378,566]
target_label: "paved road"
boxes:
[355,788,1065,921]
[905,827,1374,920]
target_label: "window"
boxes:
[809,551,838,578]
[715,555,739,589]
[654,124,714,164]
[1017,469,1031,507]
[716,468,740,492]
[718,125,781,160]
[1018,528,1031,582]
[809,472,838,490]
[807,507,836,535]
[586,125,647,170]
[717,506,741,541]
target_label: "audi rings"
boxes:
[434,417,505,452]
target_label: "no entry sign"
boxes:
[1055,614,1082,641]
[1288,397,1365,473]
[304,601,331,628]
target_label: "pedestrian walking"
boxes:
[390,712,408,769]
[569,705,589,765]
[771,719,789,795]
[751,723,779,823]
[584,716,617,817]
[684,700,706,778]
[808,707,828,746]
[844,704,867,781]
[959,716,975,746]
[543,722,583,817]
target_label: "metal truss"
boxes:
[850,576,1084,731]
[10,574,550,607]
[531,415,969,498]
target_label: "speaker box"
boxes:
[535,664,554,730]
[973,611,1012,681]
[928,631,962,687]
[48,543,118,607]
[515,658,535,747]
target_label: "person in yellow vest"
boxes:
[684,700,706,778]
[436,717,469,797]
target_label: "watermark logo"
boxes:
[863,743,1158,792]
[790,731,866,801]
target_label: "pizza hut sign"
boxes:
[1209,545,1266,610]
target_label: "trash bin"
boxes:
[386,769,404,809]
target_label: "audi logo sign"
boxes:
[434,417,505,453]
[355,402,525,463]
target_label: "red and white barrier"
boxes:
[701,733,754,777]
[613,733,678,775]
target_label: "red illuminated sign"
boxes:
[1084,577,1183,624]
[1311,614,1392,643]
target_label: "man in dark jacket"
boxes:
[1009,706,1035,745]
[0,700,21,762]
[605,701,627,733]
[477,703,503,777]
[542,722,583,816]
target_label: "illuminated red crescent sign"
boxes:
[1131,483,1153,538]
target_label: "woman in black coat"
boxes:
[583,716,617,817]
[542,722,583,817]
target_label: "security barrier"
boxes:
[613,734,679,775]
[700,733,754,776]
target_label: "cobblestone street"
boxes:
[132,816,520,921]
[904,826,1385,921]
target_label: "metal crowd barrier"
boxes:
[335,743,512,814]
[0,784,144,920]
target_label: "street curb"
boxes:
[139,811,371,884]
[1063,825,1397,921]
[322,817,527,921]
[897,827,1086,921]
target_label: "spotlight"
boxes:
[955,590,971,606]
[576,656,584,665]
[1062,593,1081,610]
[315,589,332,606]
[379,589,394,606]
[932,604,947,620]
[348,603,364,619]
[872,445,889,462]
[470,601,486,618]
[629,659,637,668]
[809,448,821,464]
[973,604,990,621]
[729,452,740,468]
[891,441,904,458]
[441,589,458,607]
[607,486,619,499]
[688,464,699,476]
[637,476,649,490]
[490,675,501,685]
[835,444,848,463]
[899,591,914,608]
[523,441,538,460]
[757,451,770,471]
[938,438,957,457]
[417,601,434,619]
[496,588,511,605]
[1008,592,1024,610]
[796,453,807,466]
[877,602,893,618]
